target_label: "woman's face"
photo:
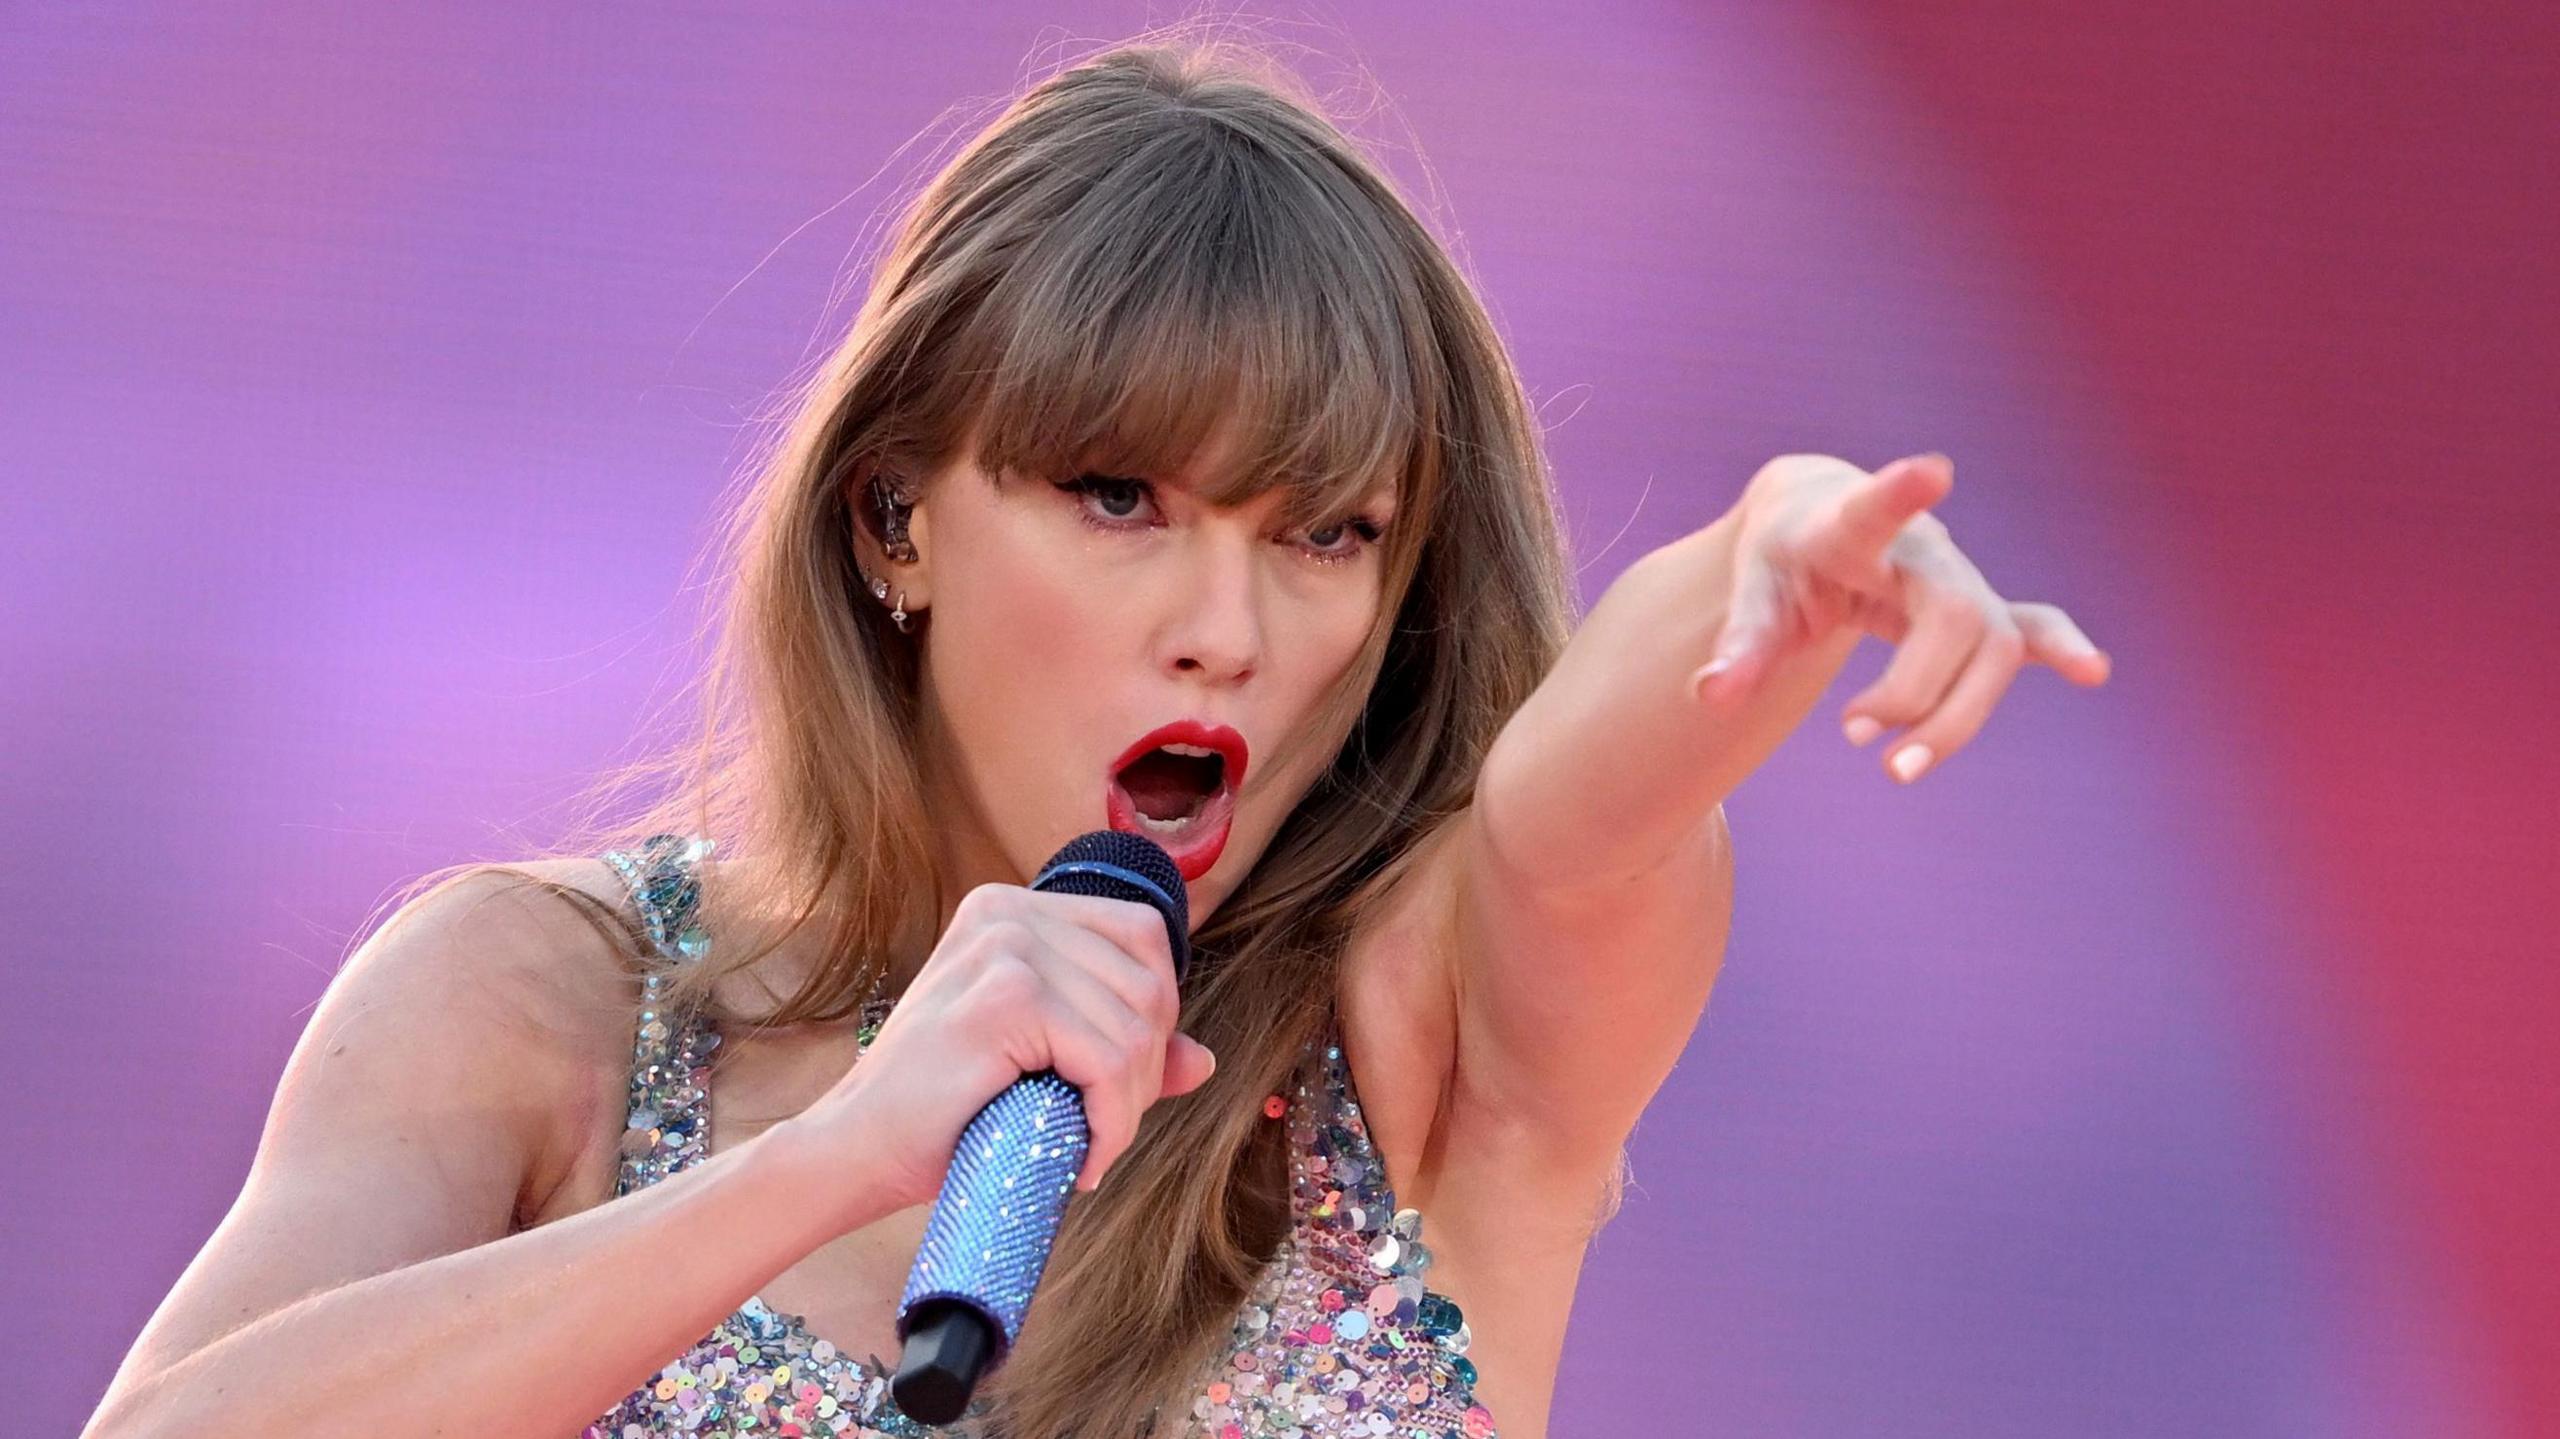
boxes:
[894,418,1397,928]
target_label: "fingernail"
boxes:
[1843,715,1883,746]
[1889,744,1934,783]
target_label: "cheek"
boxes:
[1244,590,1380,810]
[953,562,1082,673]
[1296,583,1382,716]
[936,514,1117,695]
[922,522,1131,851]
[1317,590,1379,682]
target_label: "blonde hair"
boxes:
[389,28,1575,1436]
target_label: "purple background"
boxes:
[10,4,2553,1436]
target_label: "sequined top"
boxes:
[585,834,1499,1439]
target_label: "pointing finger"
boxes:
[2013,601,2112,684]
[1827,454,1954,571]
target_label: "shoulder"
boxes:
[99,860,651,1389]
[335,856,653,1218]
[364,858,645,1037]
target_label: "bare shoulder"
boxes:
[96,857,647,1400]
[407,858,655,1214]
[266,855,645,1213]
[369,858,640,1041]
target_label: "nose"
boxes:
[1161,529,1262,686]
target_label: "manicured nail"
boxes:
[1889,744,1934,783]
[1843,715,1883,746]
[1690,657,1736,700]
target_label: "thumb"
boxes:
[1693,556,1786,707]
[1164,1032,1218,1096]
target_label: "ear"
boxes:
[897,495,933,613]
[846,456,931,614]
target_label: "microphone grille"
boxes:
[1030,830,1191,981]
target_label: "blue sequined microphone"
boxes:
[889,830,1192,1425]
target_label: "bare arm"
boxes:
[80,869,892,1439]
[1448,509,1847,1151]
[1452,453,2105,1156]
[1480,508,1858,891]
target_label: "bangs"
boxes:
[951,117,1441,531]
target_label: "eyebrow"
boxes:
[1104,465,1398,516]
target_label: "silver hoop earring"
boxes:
[891,591,911,633]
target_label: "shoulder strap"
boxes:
[1295,1009,1411,1236]
[601,833,717,962]
[601,834,723,1195]
[1287,1012,1475,1362]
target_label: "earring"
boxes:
[875,480,919,565]
[854,560,909,632]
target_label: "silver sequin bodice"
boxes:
[587,834,1498,1439]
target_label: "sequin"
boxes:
[589,833,1500,1437]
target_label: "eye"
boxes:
[1054,474,1161,530]
[1295,514,1387,565]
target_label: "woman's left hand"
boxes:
[1692,452,2112,783]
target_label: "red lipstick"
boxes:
[1104,719,1248,882]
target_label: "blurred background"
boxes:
[6,3,2552,1435]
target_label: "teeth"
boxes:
[1158,742,1218,758]
[1134,811,1197,834]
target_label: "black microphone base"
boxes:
[892,1297,997,1425]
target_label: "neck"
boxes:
[895,700,1026,994]
[701,710,1034,1019]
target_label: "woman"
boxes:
[83,36,2108,1439]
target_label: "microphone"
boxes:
[889,829,1192,1425]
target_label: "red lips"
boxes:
[1104,720,1248,882]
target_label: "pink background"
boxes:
[7,4,2552,1435]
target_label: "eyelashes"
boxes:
[1057,474,1153,524]
[1051,474,1386,565]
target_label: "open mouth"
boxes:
[1116,745,1227,827]
[1104,723,1247,881]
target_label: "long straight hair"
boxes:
[386,31,1576,1436]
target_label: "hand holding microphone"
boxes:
[768,831,1210,1423]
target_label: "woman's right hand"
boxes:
[781,881,1219,1222]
